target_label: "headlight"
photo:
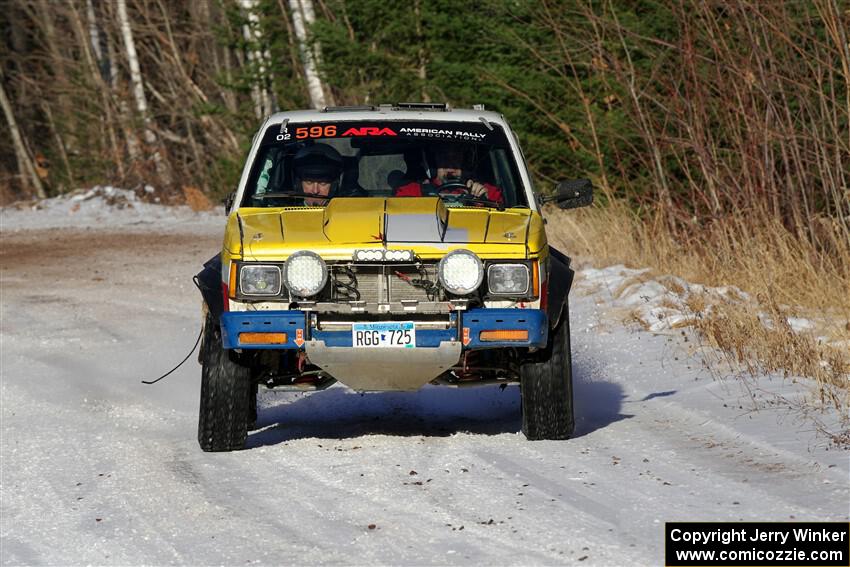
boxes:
[284,251,327,297]
[438,249,483,295]
[240,265,282,296]
[488,264,530,295]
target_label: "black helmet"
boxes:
[293,143,344,194]
[433,144,468,169]
[430,143,476,182]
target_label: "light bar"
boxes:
[239,332,288,345]
[479,330,529,342]
[353,249,414,262]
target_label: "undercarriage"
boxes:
[246,345,524,392]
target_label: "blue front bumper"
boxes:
[220,308,548,350]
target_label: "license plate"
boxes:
[352,322,416,348]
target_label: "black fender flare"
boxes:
[195,254,224,322]
[546,247,574,330]
[195,255,259,369]
[194,255,224,363]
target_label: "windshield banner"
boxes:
[262,121,499,145]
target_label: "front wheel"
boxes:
[520,308,575,440]
[197,312,252,452]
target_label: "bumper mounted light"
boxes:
[284,251,328,297]
[438,249,484,295]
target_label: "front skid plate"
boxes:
[304,340,462,391]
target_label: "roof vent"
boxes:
[323,105,377,112]
[394,102,450,112]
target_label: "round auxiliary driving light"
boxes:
[438,249,484,295]
[284,250,327,297]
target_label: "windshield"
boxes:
[242,120,528,209]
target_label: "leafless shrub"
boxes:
[547,203,850,438]
[182,185,213,212]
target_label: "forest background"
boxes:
[2,0,849,417]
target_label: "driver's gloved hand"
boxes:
[466,179,487,197]
[421,181,439,196]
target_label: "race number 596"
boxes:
[295,125,337,139]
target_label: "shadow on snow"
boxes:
[246,357,631,448]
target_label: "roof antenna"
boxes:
[479,116,494,131]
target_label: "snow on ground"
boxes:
[0,186,222,232]
[1,196,847,566]
[581,264,836,342]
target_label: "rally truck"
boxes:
[195,103,592,451]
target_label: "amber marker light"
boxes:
[239,332,288,345]
[532,261,540,297]
[228,262,238,298]
[479,330,529,342]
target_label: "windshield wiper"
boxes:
[446,193,505,211]
[255,191,328,202]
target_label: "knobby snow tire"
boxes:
[520,306,575,440]
[197,312,252,452]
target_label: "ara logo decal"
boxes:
[294,328,305,347]
[462,327,471,345]
[341,127,397,137]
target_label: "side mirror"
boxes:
[552,178,593,209]
[223,191,236,215]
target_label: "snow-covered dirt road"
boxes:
[1,203,847,566]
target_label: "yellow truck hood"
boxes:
[226,197,544,260]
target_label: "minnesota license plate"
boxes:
[352,322,416,348]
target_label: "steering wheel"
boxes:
[436,180,470,200]
[436,180,468,192]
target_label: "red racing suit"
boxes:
[395,177,504,204]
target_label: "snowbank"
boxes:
[578,264,844,350]
[0,186,223,232]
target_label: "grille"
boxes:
[329,263,440,303]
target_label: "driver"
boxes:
[292,143,344,206]
[394,145,503,204]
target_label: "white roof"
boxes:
[264,105,508,128]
